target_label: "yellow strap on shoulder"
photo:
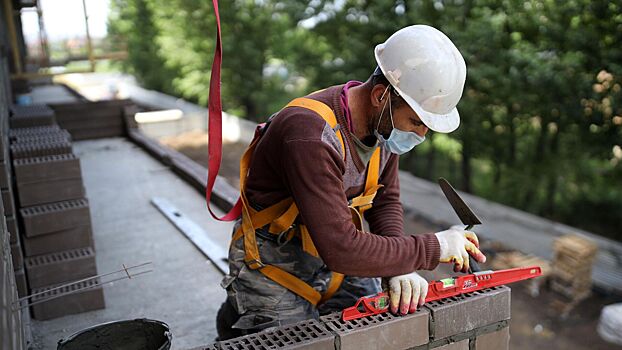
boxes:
[349,147,383,218]
[286,98,346,160]
[364,148,381,193]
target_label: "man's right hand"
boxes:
[435,228,486,273]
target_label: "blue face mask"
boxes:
[374,87,426,155]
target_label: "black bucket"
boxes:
[57,318,172,350]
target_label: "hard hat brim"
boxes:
[400,91,461,133]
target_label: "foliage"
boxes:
[107,0,622,240]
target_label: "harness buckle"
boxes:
[276,226,296,246]
[246,259,265,270]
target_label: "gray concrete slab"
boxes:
[30,138,233,350]
[29,85,79,105]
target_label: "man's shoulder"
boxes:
[269,85,343,142]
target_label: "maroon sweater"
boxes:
[245,85,440,277]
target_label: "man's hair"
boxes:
[370,66,404,107]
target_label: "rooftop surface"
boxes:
[30,137,232,349]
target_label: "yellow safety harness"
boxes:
[231,97,383,306]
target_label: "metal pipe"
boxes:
[3,0,23,74]
[81,0,95,72]
[36,0,50,67]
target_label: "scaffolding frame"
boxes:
[2,0,127,80]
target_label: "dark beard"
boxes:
[371,107,393,140]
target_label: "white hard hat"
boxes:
[374,25,467,133]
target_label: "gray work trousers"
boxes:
[216,221,381,340]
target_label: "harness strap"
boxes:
[300,225,319,258]
[320,272,345,304]
[258,265,322,305]
[269,202,299,234]
[286,98,346,161]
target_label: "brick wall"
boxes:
[193,286,511,350]
[1,2,28,347]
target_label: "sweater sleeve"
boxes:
[364,153,405,237]
[282,138,440,277]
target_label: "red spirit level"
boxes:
[342,266,542,321]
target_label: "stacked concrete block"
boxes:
[7,117,104,320]
[20,199,93,256]
[30,278,105,321]
[196,286,512,350]
[2,31,29,348]
[13,154,85,207]
[1,201,28,350]
[9,104,56,128]
[25,247,97,289]
[0,118,29,303]
[51,100,133,140]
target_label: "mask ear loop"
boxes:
[376,85,392,131]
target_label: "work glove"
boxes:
[435,227,486,273]
[386,272,428,315]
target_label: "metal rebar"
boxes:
[15,262,152,305]
[13,270,153,311]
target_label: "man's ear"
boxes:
[370,84,388,108]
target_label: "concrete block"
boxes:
[23,225,93,256]
[25,247,97,289]
[13,153,81,185]
[219,318,334,350]
[17,178,85,207]
[425,286,511,340]
[475,326,509,350]
[188,344,219,350]
[14,269,27,298]
[6,216,18,244]
[20,307,33,350]
[2,188,15,216]
[10,243,23,271]
[20,199,91,237]
[321,309,429,350]
[70,125,125,140]
[10,140,72,160]
[0,160,9,188]
[0,135,6,163]
[10,104,55,118]
[433,339,469,350]
[11,129,71,144]
[9,104,56,128]
[123,104,140,129]
[30,278,105,320]
[10,115,56,129]
[8,125,61,139]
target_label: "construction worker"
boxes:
[216,25,486,340]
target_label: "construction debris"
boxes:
[550,234,598,318]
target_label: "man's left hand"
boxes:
[387,272,429,315]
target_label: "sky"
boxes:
[21,0,111,42]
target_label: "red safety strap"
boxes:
[206,0,242,221]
